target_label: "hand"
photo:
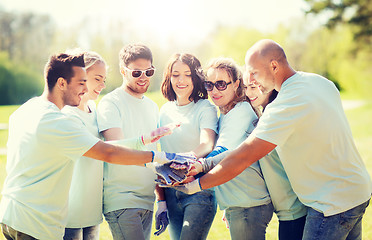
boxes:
[158,178,202,195]
[141,122,180,145]
[154,161,190,185]
[187,160,204,176]
[222,210,229,229]
[154,201,169,236]
[152,151,197,164]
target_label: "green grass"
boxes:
[0,95,372,239]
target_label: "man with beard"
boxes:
[97,44,159,240]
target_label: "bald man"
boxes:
[177,39,372,240]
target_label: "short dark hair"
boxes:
[161,53,208,102]
[44,53,85,91]
[119,44,153,69]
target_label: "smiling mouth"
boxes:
[177,85,188,89]
[249,97,258,102]
[137,82,147,87]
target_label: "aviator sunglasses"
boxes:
[204,80,232,91]
[124,66,155,78]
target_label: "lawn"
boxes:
[0,93,371,239]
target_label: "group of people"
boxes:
[0,39,370,240]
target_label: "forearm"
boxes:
[84,140,153,166]
[199,136,276,190]
[202,150,231,172]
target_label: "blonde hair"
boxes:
[65,48,107,71]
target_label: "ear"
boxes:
[120,67,126,76]
[271,60,279,74]
[233,79,240,91]
[56,77,67,90]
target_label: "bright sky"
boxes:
[0,0,310,46]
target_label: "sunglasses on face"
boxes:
[124,66,155,78]
[204,80,232,91]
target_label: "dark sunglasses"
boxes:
[124,66,155,78]
[204,80,232,91]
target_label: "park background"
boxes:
[0,0,372,239]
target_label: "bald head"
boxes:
[245,39,287,66]
[244,39,295,92]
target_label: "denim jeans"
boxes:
[103,208,153,240]
[164,188,217,240]
[278,215,306,240]
[303,199,370,240]
[64,225,100,240]
[224,202,274,240]
[1,224,37,240]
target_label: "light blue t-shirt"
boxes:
[159,99,218,153]
[213,102,271,210]
[0,97,99,240]
[62,101,104,228]
[97,88,158,214]
[259,150,307,220]
[253,72,372,216]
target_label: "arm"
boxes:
[83,140,152,165]
[192,128,216,158]
[199,135,276,189]
[101,127,124,141]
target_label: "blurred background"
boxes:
[0,0,371,104]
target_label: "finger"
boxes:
[154,224,165,236]
[180,176,195,184]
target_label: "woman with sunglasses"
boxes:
[158,53,218,240]
[202,57,273,240]
[245,83,307,240]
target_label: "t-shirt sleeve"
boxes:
[39,113,100,161]
[216,103,257,149]
[199,101,218,133]
[97,96,122,132]
[253,90,310,146]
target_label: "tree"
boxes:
[305,0,372,45]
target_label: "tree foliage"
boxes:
[305,0,372,44]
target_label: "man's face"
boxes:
[244,53,275,94]
[122,58,153,97]
[63,66,87,107]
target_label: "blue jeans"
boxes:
[1,224,36,240]
[64,225,100,240]
[278,215,306,240]
[225,202,274,240]
[104,208,153,240]
[165,188,217,240]
[303,199,370,240]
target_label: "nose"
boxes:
[101,81,106,90]
[83,83,88,93]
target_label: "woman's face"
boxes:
[245,83,270,108]
[85,61,106,101]
[206,68,238,108]
[170,61,194,104]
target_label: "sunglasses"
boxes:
[204,80,232,91]
[124,66,155,78]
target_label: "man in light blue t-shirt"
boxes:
[97,44,162,240]
[180,39,372,240]
[0,53,190,240]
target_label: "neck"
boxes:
[276,67,296,91]
[42,89,64,110]
[77,96,90,112]
[122,83,143,99]
[176,96,192,106]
